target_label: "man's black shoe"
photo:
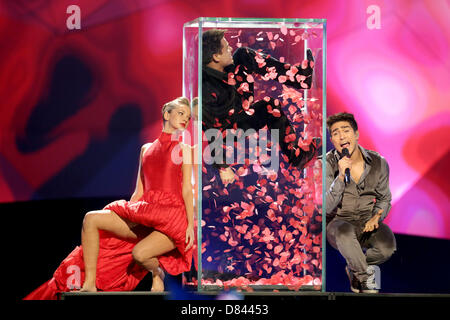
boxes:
[345,266,361,294]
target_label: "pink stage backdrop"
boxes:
[0,0,448,239]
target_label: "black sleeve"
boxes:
[201,88,230,170]
[232,47,314,89]
[203,128,230,170]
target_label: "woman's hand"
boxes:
[219,167,235,186]
[185,224,194,251]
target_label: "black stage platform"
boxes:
[60,291,450,302]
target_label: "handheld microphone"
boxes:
[342,148,351,184]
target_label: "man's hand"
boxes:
[363,210,383,233]
[185,224,194,252]
[219,167,235,186]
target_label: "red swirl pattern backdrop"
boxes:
[0,0,449,240]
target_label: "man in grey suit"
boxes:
[325,112,396,293]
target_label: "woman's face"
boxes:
[164,104,191,132]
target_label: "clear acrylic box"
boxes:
[182,17,326,292]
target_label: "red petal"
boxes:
[269,202,278,210]
[274,245,283,254]
[228,238,238,246]
[301,60,308,69]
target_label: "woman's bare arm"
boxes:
[181,143,194,250]
[129,143,151,202]
[181,143,194,226]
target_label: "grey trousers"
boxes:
[326,216,397,282]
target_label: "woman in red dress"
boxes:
[24,97,194,299]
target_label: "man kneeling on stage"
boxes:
[325,112,396,293]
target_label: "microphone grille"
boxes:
[342,148,350,157]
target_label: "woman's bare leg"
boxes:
[80,210,137,292]
[132,231,176,292]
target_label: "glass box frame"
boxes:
[182,17,327,292]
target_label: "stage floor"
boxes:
[60,291,450,301]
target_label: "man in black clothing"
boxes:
[202,29,320,185]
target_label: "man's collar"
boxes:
[359,145,373,163]
[332,145,372,164]
[203,65,227,80]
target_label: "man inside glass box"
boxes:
[325,112,396,293]
[201,29,320,185]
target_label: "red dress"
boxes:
[24,131,193,300]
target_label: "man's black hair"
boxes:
[202,29,226,66]
[326,112,358,132]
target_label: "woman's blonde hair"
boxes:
[162,97,190,124]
